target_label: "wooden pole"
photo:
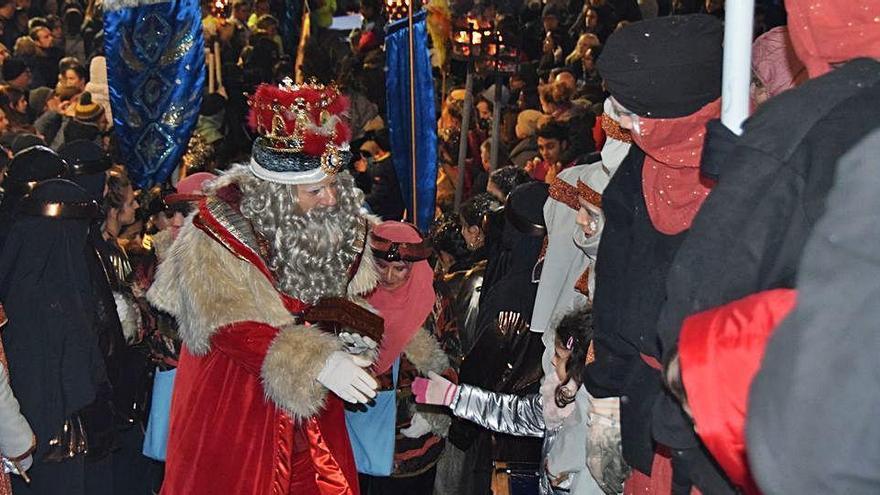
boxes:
[488,71,502,173]
[453,65,473,212]
[407,0,418,227]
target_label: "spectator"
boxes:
[509,109,542,168]
[1,57,30,90]
[352,132,405,220]
[0,85,31,134]
[62,91,107,145]
[0,0,20,50]
[61,62,86,91]
[526,119,572,182]
[246,0,268,28]
[26,24,62,87]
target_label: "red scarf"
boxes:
[786,0,880,78]
[634,99,720,235]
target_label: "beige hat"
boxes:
[516,109,544,138]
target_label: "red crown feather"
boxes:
[247,79,352,157]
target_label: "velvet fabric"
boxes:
[159,194,358,495]
[162,322,358,495]
[385,11,438,231]
[635,98,720,235]
[678,289,797,495]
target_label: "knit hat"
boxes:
[247,79,351,185]
[541,3,560,19]
[84,56,112,123]
[516,109,544,138]
[2,58,28,82]
[74,92,105,123]
[28,86,53,114]
[598,15,723,118]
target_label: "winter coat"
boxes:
[747,126,880,495]
[654,58,880,490]
[510,135,539,169]
[353,154,405,221]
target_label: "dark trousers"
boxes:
[359,466,437,495]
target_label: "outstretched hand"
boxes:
[412,372,458,406]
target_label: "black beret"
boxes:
[58,139,111,176]
[598,14,723,118]
[5,145,66,185]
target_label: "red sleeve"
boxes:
[211,321,279,375]
[678,288,797,494]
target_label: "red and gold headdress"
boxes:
[247,78,352,185]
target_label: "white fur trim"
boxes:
[248,157,331,185]
[261,323,341,420]
[146,217,296,355]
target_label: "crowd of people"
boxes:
[0,0,878,494]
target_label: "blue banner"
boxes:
[105,0,205,188]
[385,11,438,232]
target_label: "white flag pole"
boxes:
[720,0,754,136]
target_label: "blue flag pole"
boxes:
[385,11,438,232]
[104,0,206,188]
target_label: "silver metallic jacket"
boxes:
[450,384,545,438]
[450,385,574,494]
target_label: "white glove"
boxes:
[338,331,379,355]
[400,412,432,438]
[317,351,378,404]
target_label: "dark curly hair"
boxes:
[489,166,532,199]
[430,217,470,263]
[554,307,594,408]
[459,192,501,229]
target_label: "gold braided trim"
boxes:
[548,178,603,211]
[601,113,632,143]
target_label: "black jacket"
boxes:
[748,127,880,495]
[353,154,405,221]
[584,144,688,476]
[653,58,880,488]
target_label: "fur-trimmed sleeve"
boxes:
[404,328,455,436]
[147,218,296,356]
[403,328,450,375]
[261,323,342,421]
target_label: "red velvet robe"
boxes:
[157,193,360,495]
[163,323,358,495]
